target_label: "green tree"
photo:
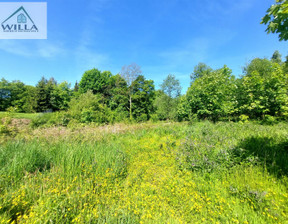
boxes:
[190,63,212,82]
[79,69,112,95]
[50,81,72,111]
[35,77,56,112]
[284,55,288,73]
[238,58,288,118]
[155,74,181,120]
[132,75,155,121]
[176,95,190,121]
[0,79,35,112]
[0,78,12,111]
[21,85,37,113]
[69,90,113,124]
[261,0,288,41]
[74,81,79,92]
[160,74,181,98]
[106,74,128,112]
[187,65,237,121]
[271,50,282,64]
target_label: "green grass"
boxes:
[0,112,39,120]
[0,121,287,223]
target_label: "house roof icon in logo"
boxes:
[2,6,35,25]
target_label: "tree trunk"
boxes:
[129,95,132,120]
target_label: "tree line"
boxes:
[1,51,288,124]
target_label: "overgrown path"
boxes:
[0,122,288,223]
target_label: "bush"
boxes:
[30,113,53,128]
[136,114,148,122]
[68,91,119,125]
[239,114,249,123]
[48,111,71,126]
[80,108,95,123]
[0,123,10,135]
[0,117,17,136]
[150,114,159,122]
[262,115,278,125]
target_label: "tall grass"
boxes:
[0,121,287,223]
[0,112,39,120]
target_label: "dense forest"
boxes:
[1,51,288,125]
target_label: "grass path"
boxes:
[0,122,288,223]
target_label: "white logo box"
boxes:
[0,2,47,39]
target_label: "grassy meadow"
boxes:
[0,120,288,223]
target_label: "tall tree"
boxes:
[106,74,128,112]
[187,65,237,121]
[120,63,142,120]
[0,78,12,111]
[261,0,288,41]
[35,77,56,112]
[190,63,212,82]
[132,75,155,121]
[238,58,288,118]
[271,50,282,64]
[160,74,181,98]
[50,81,72,111]
[74,81,79,92]
[79,69,112,95]
[155,74,181,120]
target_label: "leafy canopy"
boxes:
[261,0,288,41]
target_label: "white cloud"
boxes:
[73,28,108,71]
[36,41,65,58]
[0,39,66,58]
[0,40,31,57]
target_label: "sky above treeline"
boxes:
[0,0,287,92]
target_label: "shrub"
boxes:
[136,114,148,122]
[48,111,71,126]
[239,114,249,123]
[262,115,278,125]
[30,113,53,128]
[149,114,159,122]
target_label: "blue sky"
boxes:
[0,0,287,92]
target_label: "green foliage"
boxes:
[190,62,212,82]
[160,74,181,98]
[149,113,159,122]
[0,117,18,136]
[48,111,71,126]
[186,65,237,121]
[239,114,249,123]
[154,91,178,120]
[262,115,278,125]
[0,119,11,135]
[35,77,55,112]
[154,74,181,121]
[79,68,112,94]
[262,0,288,41]
[0,79,37,113]
[105,74,128,112]
[271,50,282,64]
[176,95,190,121]
[30,113,54,128]
[68,90,102,119]
[50,81,72,111]
[131,75,155,120]
[68,91,114,124]
[2,55,288,124]
[238,59,288,119]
